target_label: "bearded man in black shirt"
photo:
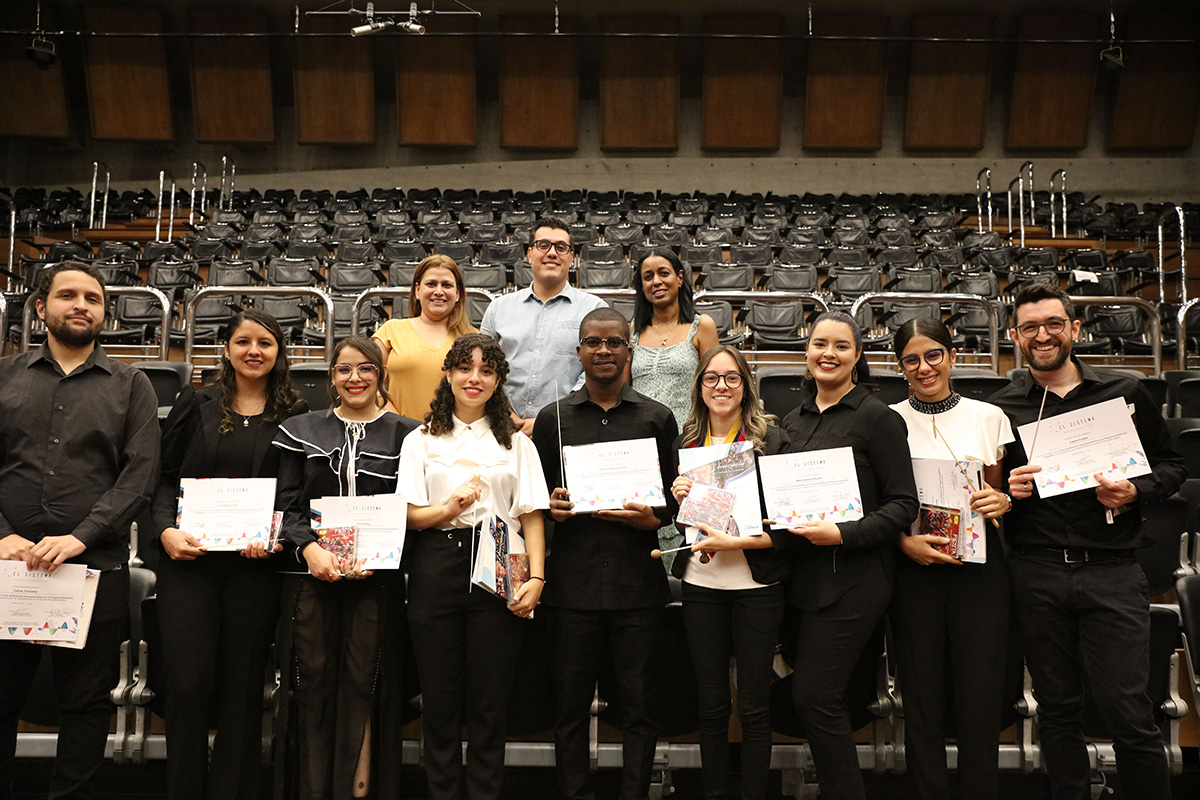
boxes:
[0,262,160,800]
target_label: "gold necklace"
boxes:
[649,320,676,346]
[235,400,267,427]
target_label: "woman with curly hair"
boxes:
[373,254,476,419]
[273,336,420,800]
[152,309,305,800]
[398,332,549,800]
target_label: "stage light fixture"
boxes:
[26,35,56,69]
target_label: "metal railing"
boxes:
[189,162,208,228]
[1011,295,1162,375]
[1177,298,1200,370]
[349,287,497,336]
[696,289,830,370]
[1007,176,1025,249]
[1158,205,1188,306]
[1,192,15,292]
[184,285,335,365]
[1049,169,1067,239]
[22,286,172,361]
[975,167,993,233]
[155,170,177,243]
[219,155,236,212]
[0,292,7,357]
[89,161,110,231]
[849,291,1001,373]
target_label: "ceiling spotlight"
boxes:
[26,35,56,69]
[1100,46,1125,70]
[351,18,396,37]
[399,19,425,34]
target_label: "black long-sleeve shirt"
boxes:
[989,359,1186,550]
[779,384,918,611]
[531,384,678,611]
[0,344,160,570]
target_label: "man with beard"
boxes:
[0,262,159,800]
[530,307,677,800]
[989,284,1184,800]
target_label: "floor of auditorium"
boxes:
[13,750,1200,798]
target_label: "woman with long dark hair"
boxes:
[399,332,549,800]
[152,309,305,800]
[667,344,790,800]
[273,336,419,800]
[778,311,918,800]
[889,317,1013,800]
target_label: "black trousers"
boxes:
[890,546,1010,800]
[552,606,665,800]
[682,581,784,800]
[155,553,281,800]
[1008,552,1170,800]
[406,528,523,800]
[790,555,892,800]
[0,566,129,800]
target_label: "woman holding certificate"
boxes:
[667,344,791,800]
[777,311,918,800]
[888,317,1014,800]
[373,255,476,419]
[273,336,419,800]
[152,309,305,800]
[398,332,549,800]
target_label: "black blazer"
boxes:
[669,424,793,586]
[151,384,308,543]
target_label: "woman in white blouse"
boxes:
[889,318,1014,800]
[399,332,549,800]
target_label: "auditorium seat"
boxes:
[700,262,757,292]
[265,257,322,288]
[694,300,743,348]
[764,264,818,293]
[576,261,632,291]
[327,261,384,295]
[432,241,476,265]
[745,301,806,352]
[459,263,507,294]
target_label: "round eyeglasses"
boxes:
[1015,318,1069,339]
[531,239,572,256]
[700,371,744,389]
[898,348,946,372]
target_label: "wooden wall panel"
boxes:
[83,5,172,141]
[499,15,578,149]
[188,8,274,143]
[600,16,679,151]
[804,15,888,150]
[0,38,70,138]
[294,18,374,144]
[397,18,476,146]
[1007,13,1099,150]
[702,15,782,151]
[1108,12,1199,151]
[904,15,993,151]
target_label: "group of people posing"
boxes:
[0,216,1185,800]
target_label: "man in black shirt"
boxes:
[531,307,677,800]
[990,284,1184,800]
[0,262,160,800]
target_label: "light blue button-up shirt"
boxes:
[480,283,607,420]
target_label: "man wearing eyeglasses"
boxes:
[990,284,1184,800]
[530,307,678,800]
[480,217,607,437]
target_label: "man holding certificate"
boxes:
[0,262,160,799]
[991,284,1185,800]
[531,307,678,800]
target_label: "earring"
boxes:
[851,367,858,384]
[327,383,340,405]
[803,371,814,382]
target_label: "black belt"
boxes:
[1014,545,1136,565]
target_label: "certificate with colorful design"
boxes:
[177,478,276,551]
[758,447,863,526]
[677,440,763,543]
[1016,397,1151,499]
[311,494,407,570]
[0,562,95,647]
[562,438,667,512]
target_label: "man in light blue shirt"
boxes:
[481,217,607,435]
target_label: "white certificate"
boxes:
[311,494,407,570]
[678,440,764,543]
[1016,397,1151,499]
[758,447,863,526]
[911,457,986,563]
[0,562,93,646]
[178,478,277,551]
[562,437,667,512]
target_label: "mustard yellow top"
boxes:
[373,318,475,420]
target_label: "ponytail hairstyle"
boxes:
[804,310,873,394]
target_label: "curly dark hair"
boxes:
[211,309,300,435]
[424,333,517,449]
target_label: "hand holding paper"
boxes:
[161,527,207,561]
[303,542,342,583]
[26,534,86,574]
[1094,472,1138,509]
[595,501,661,531]
[549,487,575,522]
[788,519,843,546]
[0,534,35,562]
[1007,464,1042,500]
[899,533,961,567]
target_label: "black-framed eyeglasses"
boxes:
[333,363,379,378]
[579,336,629,350]
[700,371,744,389]
[1014,318,1069,338]
[898,348,946,372]
[531,239,572,256]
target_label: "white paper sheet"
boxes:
[758,447,864,526]
[310,494,407,570]
[178,477,277,551]
[562,437,666,512]
[0,562,94,646]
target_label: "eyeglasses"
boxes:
[700,371,744,389]
[333,363,379,378]
[579,336,629,350]
[530,239,572,256]
[898,348,946,372]
[1014,318,1069,339]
